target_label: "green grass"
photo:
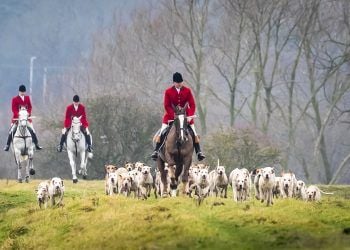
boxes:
[0,180,350,250]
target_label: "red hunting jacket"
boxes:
[11,95,32,123]
[162,85,196,125]
[64,103,89,128]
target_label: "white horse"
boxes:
[66,116,92,183]
[12,108,35,183]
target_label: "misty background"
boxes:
[0,0,349,184]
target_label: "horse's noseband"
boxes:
[72,131,81,142]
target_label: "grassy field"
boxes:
[0,179,349,250]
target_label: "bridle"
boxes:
[15,110,30,139]
[174,108,189,146]
[71,119,82,143]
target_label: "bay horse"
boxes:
[157,104,194,197]
[12,108,35,182]
[66,116,93,183]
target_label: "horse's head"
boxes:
[71,116,82,141]
[174,104,189,144]
[18,108,29,127]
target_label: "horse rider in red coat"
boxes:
[151,72,205,161]
[4,85,42,151]
[57,95,93,152]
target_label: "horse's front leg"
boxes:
[25,159,30,183]
[168,164,178,197]
[158,159,168,197]
[181,161,192,195]
[182,157,192,194]
[67,151,78,183]
[28,155,35,176]
[14,150,23,183]
[79,151,87,179]
[17,162,22,183]
[25,150,35,182]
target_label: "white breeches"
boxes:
[190,124,198,136]
[159,123,168,135]
[62,127,90,135]
[10,122,35,133]
[159,123,198,136]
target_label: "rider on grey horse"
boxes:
[151,72,205,161]
[57,95,93,153]
[4,85,42,151]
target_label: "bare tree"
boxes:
[150,0,213,134]
[210,0,255,127]
[287,0,350,183]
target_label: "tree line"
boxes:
[2,0,349,184]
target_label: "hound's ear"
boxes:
[61,180,64,186]
[271,168,275,174]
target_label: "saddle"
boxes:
[159,122,194,151]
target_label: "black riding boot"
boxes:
[194,142,206,161]
[151,142,162,161]
[188,126,206,161]
[84,134,93,153]
[4,125,16,151]
[28,127,42,150]
[3,133,13,151]
[57,134,66,152]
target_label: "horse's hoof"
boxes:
[82,175,87,180]
[29,169,35,175]
[78,170,82,175]
[73,179,78,184]
[170,189,177,197]
[18,179,22,183]
[162,193,169,198]
[25,177,29,183]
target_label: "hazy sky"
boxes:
[0,0,143,132]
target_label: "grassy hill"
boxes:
[0,179,349,249]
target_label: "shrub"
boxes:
[204,126,281,173]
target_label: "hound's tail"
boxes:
[319,189,334,195]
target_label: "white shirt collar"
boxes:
[73,104,79,111]
[19,95,25,101]
[175,87,181,94]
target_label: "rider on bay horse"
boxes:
[151,72,205,161]
[4,85,42,151]
[57,95,93,153]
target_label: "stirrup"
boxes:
[35,144,43,150]
[57,145,63,152]
[3,145,10,151]
[151,151,158,161]
[87,146,93,153]
[197,152,206,161]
